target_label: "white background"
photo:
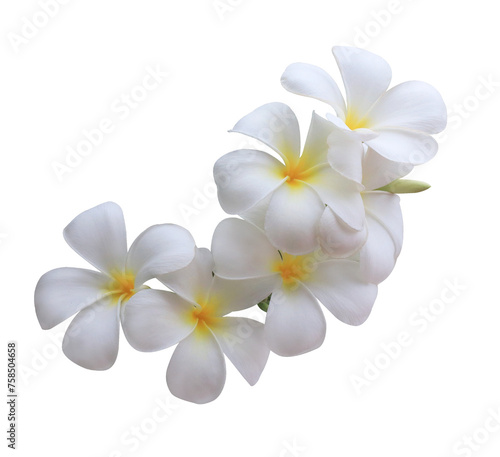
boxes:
[1,0,499,456]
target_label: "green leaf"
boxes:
[258,295,271,312]
[376,178,431,194]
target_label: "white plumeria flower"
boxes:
[214,102,366,256]
[122,247,273,404]
[281,46,447,184]
[34,202,196,370]
[211,218,378,357]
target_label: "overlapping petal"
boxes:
[230,102,301,165]
[122,289,197,352]
[362,147,413,191]
[62,297,120,370]
[158,247,214,304]
[212,218,280,279]
[166,324,226,404]
[265,181,325,255]
[281,63,346,118]
[63,202,127,274]
[239,192,272,230]
[318,208,367,258]
[367,81,447,134]
[360,192,403,284]
[333,46,392,121]
[326,128,366,183]
[213,149,285,214]
[366,128,438,164]
[363,192,403,256]
[126,223,196,285]
[211,317,269,385]
[305,259,378,325]
[209,275,279,316]
[35,267,109,329]
[265,284,326,357]
[299,112,337,169]
[306,165,365,230]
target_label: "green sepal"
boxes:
[258,295,271,312]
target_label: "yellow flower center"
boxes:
[188,295,221,335]
[105,270,137,305]
[274,253,311,287]
[192,303,218,327]
[344,109,369,130]
[282,164,310,186]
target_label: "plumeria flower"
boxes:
[122,247,274,404]
[34,202,196,370]
[211,218,378,357]
[214,102,366,256]
[281,46,447,184]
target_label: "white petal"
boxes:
[362,147,414,191]
[265,284,326,356]
[213,149,285,214]
[281,63,346,117]
[368,81,447,134]
[306,165,365,230]
[347,128,379,142]
[327,128,365,183]
[240,192,272,230]
[63,202,127,274]
[326,113,351,129]
[62,297,120,370]
[159,248,214,304]
[360,218,397,284]
[230,102,301,165]
[366,128,438,164]
[265,182,324,255]
[167,324,226,404]
[299,112,336,170]
[211,317,269,385]
[360,191,403,284]
[333,46,391,119]
[319,207,367,258]
[35,267,109,330]
[126,224,196,285]
[209,275,280,316]
[305,259,378,325]
[363,192,403,256]
[122,289,197,352]
[212,218,281,279]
